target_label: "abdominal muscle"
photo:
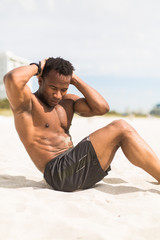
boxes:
[22,129,73,173]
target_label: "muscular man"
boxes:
[3,57,160,192]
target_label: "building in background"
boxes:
[150,104,160,116]
[0,51,31,99]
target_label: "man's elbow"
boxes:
[3,73,8,84]
[102,104,110,115]
[96,103,110,115]
[3,72,18,88]
[3,72,13,85]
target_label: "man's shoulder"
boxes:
[63,93,80,101]
[60,94,80,111]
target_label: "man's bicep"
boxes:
[64,94,94,116]
[74,98,94,117]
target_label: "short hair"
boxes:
[41,57,75,78]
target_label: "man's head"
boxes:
[38,57,75,107]
[41,57,75,79]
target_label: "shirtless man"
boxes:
[3,57,160,192]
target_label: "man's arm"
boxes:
[71,74,109,117]
[3,60,45,112]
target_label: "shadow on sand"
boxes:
[94,177,160,195]
[0,174,50,190]
[0,175,159,195]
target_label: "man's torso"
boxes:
[13,94,75,173]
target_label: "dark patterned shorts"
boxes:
[44,136,111,192]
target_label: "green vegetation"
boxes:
[0,98,12,116]
[105,111,148,118]
[105,111,124,117]
[0,98,10,109]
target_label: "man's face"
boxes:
[39,70,71,107]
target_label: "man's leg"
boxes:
[89,119,160,182]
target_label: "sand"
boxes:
[0,115,160,240]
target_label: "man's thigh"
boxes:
[89,121,121,171]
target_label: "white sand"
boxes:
[0,115,160,240]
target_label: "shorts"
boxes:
[44,136,111,192]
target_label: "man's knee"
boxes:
[109,119,134,135]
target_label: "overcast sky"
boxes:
[0,0,160,113]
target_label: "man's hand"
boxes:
[37,59,47,79]
[70,73,79,85]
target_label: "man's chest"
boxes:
[32,99,74,132]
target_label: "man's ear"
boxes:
[37,76,43,86]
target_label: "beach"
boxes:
[0,115,160,240]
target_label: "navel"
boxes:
[45,123,49,128]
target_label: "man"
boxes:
[3,57,160,192]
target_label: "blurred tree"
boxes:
[0,98,10,109]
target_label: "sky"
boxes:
[0,0,160,113]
